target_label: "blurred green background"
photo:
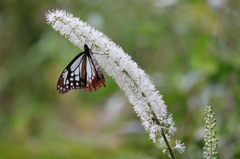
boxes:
[0,0,240,158]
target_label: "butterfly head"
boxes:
[84,44,89,51]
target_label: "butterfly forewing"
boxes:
[57,44,105,94]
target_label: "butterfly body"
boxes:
[57,44,105,94]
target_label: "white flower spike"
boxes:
[46,9,184,155]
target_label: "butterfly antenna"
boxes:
[91,43,94,49]
[84,27,93,45]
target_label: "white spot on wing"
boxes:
[62,70,68,84]
[70,56,82,71]
[75,76,80,81]
[75,67,79,75]
[86,57,92,78]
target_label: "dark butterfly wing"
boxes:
[57,45,105,94]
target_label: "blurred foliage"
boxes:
[0,0,240,158]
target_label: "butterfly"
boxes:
[57,44,106,94]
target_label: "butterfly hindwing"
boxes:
[57,44,105,94]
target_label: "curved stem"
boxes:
[161,128,175,159]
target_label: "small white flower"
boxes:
[168,125,177,135]
[162,149,167,154]
[173,140,186,153]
